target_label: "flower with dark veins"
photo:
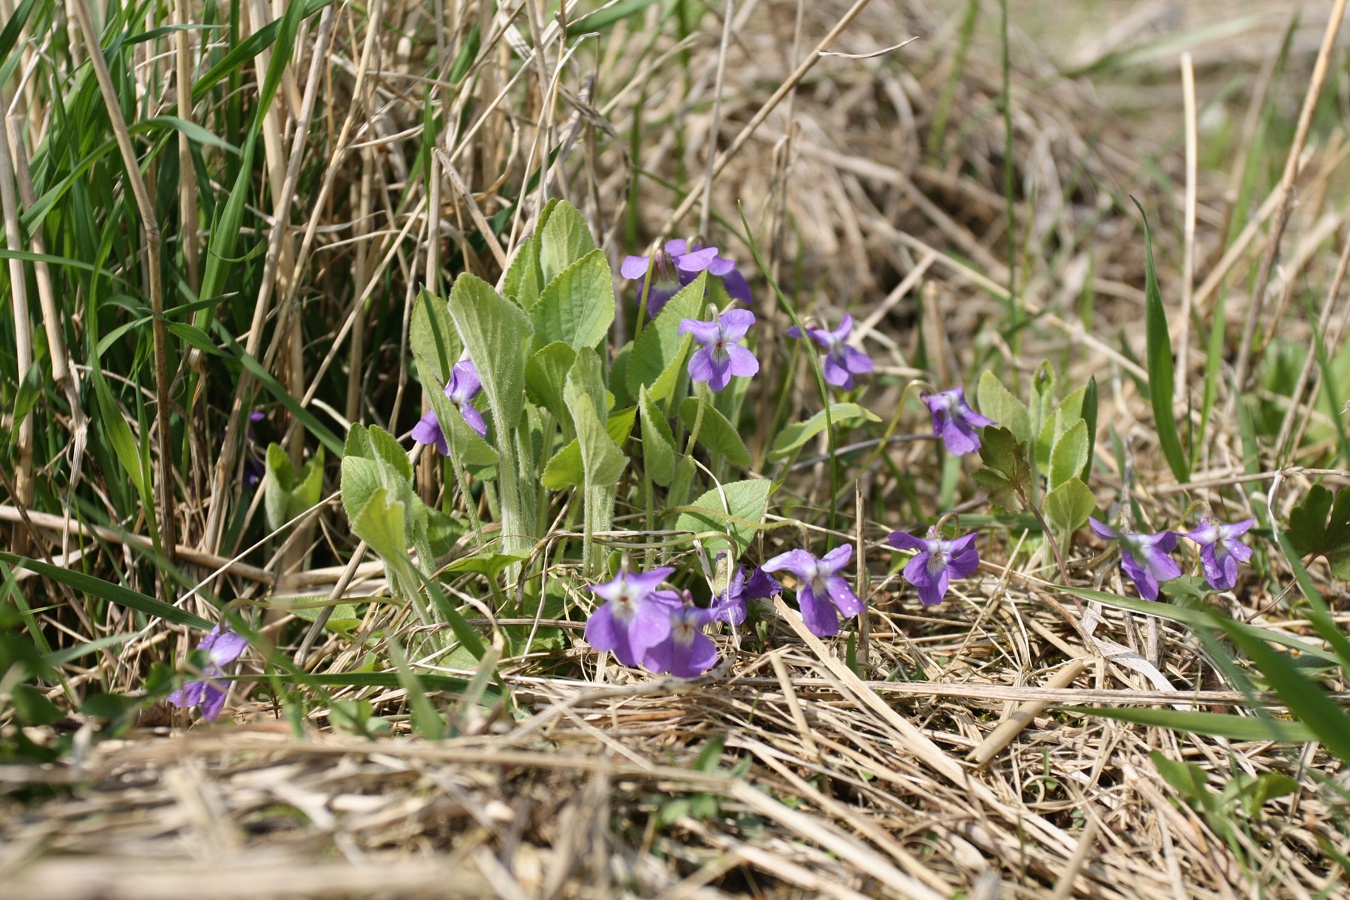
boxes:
[412,359,487,456]
[167,624,248,722]
[922,386,994,455]
[761,545,864,637]
[679,309,759,392]
[1183,514,1256,591]
[1090,517,1182,600]
[643,603,720,678]
[787,314,874,389]
[583,566,683,667]
[888,528,981,606]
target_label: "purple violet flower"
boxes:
[786,314,874,389]
[1183,514,1256,592]
[688,242,752,307]
[679,309,759,392]
[1090,517,1182,601]
[167,624,248,722]
[621,239,720,317]
[642,603,720,678]
[761,545,865,637]
[888,528,981,606]
[583,566,683,667]
[922,386,995,455]
[412,359,487,456]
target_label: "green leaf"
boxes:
[564,347,611,426]
[349,486,408,564]
[525,341,577,428]
[410,289,461,384]
[1287,485,1350,579]
[976,370,1030,444]
[679,398,752,467]
[538,199,598,285]
[1043,477,1095,536]
[264,444,294,531]
[91,371,150,507]
[571,397,627,487]
[447,274,534,552]
[567,0,662,35]
[441,552,529,576]
[1151,751,1213,805]
[1080,376,1098,481]
[1134,197,1189,483]
[0,550,211,630]
[1231,773,1299,818]
[639,385,678,486]
[447,274,532,442]
[502,232,543,308]
[972,426,1032,511]
[1049,419,1089,489]
[769,403,882,460]
[1063,707,1315,744]
[625,273,705,402]
[1029,361,1058,468]
[288,601,362,632]
[540,408,635,490]
[674,479,773,558]
[531,249,614,353]
[11,684,62,726]
[1217,611,1350,763]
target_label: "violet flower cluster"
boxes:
[583,562,780,677]
[621,239,751,317]
[1091,514,1256,599]
[412,359,487,456]
[167,624,247,722]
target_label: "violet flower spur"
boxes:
[166,624,248,722]
[642,603,720,678]
[411,359,488,456]
[583,566,683,667]
[679,309,759,392]
[621,238,720,317]
[761,545,864,638]
[922,386,994,455]
[1183,514,1256,592]
[786,314,874,390]
[887,528,980,606]
[1089,517,1182,601]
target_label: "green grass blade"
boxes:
[0,551,211,630]
[1132,197,1189,482]
[1064,706,1315,743]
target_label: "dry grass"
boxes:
[4,0,1350,897]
